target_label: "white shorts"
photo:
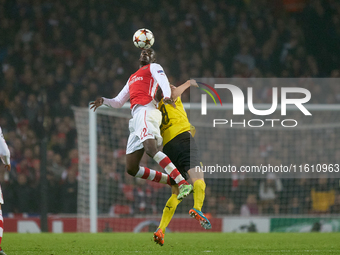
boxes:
[126,106,163,154]
[0,185,3,204]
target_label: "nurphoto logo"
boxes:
[199,84,312,128]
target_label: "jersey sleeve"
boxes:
[0,130,10,165]
[150,63,171,99]
[103,82,130,108]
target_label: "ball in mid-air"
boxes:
[133,28,154,49]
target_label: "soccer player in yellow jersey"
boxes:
[153,80,211,246]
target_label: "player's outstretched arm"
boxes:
[90,98,104,112]
[171,79,198,101]
[90,83,130,111]
[0,131,11,171]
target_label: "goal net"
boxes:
[74,99,340,233]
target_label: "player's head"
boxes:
[155,87,162,102]
[155,84,175,102]
[139,48,156,66]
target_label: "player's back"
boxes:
[158,97,191,146]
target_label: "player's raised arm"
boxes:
[171,79,198,101]
[150,63,176,107]
[90,82,130,111]
[0,129,11,171]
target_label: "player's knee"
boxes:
[144,146,158,158]
[143,140,158,157]
[188,168,204,180]
[126,167,138,176]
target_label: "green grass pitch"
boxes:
[4,233,340,254]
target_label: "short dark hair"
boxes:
[155,87,162,102]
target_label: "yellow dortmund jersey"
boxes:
[158,97,193,146]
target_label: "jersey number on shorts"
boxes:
[160,104,170,125]
[141,128,152,139]
[141,128,148,138]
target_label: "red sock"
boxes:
[153,151,188,186]
[135,167,171,186]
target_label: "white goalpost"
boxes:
[89,106,97,233]
[87,104,136,233]
[73,103,340,233]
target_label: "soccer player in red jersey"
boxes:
[90,49,193,199]
[0,127,11,255]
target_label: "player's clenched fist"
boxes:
[189,79,198,87]
[90,98,104,112]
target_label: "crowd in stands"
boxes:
[0,0,340,215]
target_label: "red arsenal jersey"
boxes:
[102,63,171,110]
[128,64,158,108]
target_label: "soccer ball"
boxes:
[133,28,155,49]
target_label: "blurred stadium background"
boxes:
[1,0,340,235]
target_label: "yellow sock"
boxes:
[193,179,206,211]
[158,194,181,232]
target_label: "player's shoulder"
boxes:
[176,96,183,104]
[150,63,164,71]
[150,62,162,68]
[175,97,185,109]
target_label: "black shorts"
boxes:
[163,131,200,185]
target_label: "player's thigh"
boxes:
[185,134,203,183]
[138,108,163,148]
[163,132,195,182]
[176,132,201,179]
[126,148,144,175]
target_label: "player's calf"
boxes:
[125,150,171,185]
[153,151,190,187]
[135,166,171,185]
[126,166,138,176]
